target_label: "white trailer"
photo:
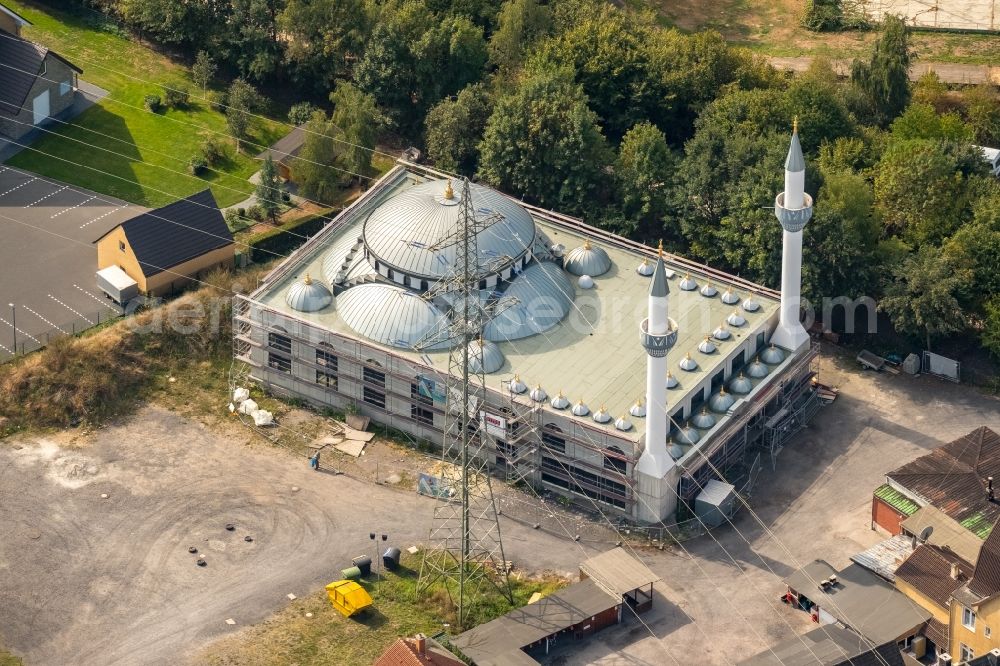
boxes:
[96,265,138,305]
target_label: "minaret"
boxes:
[770,118,813,352]
[636,243,678,478]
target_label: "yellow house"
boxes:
[950,527,1000,662]
[94,189,234,299]
[894,543,975,657]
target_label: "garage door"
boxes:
[32,90,50,125]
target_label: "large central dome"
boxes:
[362,179,537,281]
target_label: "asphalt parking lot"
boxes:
[0,165,143,356]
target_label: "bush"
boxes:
[237,207,246,217]
[208,90,225,113]
[144,94,162,112]
[188,155,207,175]
[163,84,190,108]
[247,204,265,221]
[281,191,291,203]
[288,102,316,126]
[200,136,226,166]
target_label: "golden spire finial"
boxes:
[583,239,592,251]
[658,239,664,257]
[304,273,312,285]
[793,115,799,133]
[443,180,454,200]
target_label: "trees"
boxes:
[488,0,551,72]
[615,122,676,239]
[330,82,381,179]
[963,83,1000,146]
[225,79,259,152]
[256,154,282,223]
[191,51,216,93]
[295,112,344,204]
[879,246,971,350]
[477,68,609,213]
[890,103,970,142]
[425,83,491,174]
[279,0,371,93]
[849,14,912,127]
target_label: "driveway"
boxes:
[0,165,142,358]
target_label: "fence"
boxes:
[0,307,122,364]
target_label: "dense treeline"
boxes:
[82,0,1000,363]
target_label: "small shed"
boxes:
[256,125,305,181]
[325,579,372,617]
[695,478,736,528]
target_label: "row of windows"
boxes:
[541,456,628,509]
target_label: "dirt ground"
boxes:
[0,407,592,666]
[558,346,1000,665]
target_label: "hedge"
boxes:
[244,209,337,263]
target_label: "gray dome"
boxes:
[571,400,590,417]
[727,311,747,327]
[467,338,505,374]
[636,259,654,276]
[666,372,679,389]
[679,275,697,291]
[700,283,718,297]
[551,392,570,410]
[564,240,612,277]
[679,353,698,371]
[285,275,332,312]
[322,232,369,285]
[363,179,536,281]
[729,374,753,395]
[578,274,595,289]
[550,243,566,258]
[677,424,701,445]
[721,289,740,305]
[713,324,731,340]
[667,438,686,460]
[592,406,611,423]
[338,283,450,350]
[709,389,736,413]
[509,375,527,394]
[746,360,770,378]
[761,345,786,364]
[629,400,646,417]
[530,385,547,402]
[698,337,717,354]
[743,295,761,312]
[692,409,717,429]
[484,262,574,342]
[614,415,633,431]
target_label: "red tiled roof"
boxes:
[895,544,974,608]
[374,637,465,666]
[970,522,1000,598]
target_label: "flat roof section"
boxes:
[580,547,659,597]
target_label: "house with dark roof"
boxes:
[0,2,82,141]
[873,427,1000,539]
[738,624,906,666]
[93,189,234,298]
[893,543,976,657]
[255,125,305,182]
[374,633,465,666]
[950,524,1000,662]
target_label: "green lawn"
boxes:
[0,645,21,666]
[3,1,285,208]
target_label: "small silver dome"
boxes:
[746,360,770,378]
[761,344,785,364]
[530,385,547,402]
[679,274,697,291]
[564,240,612,277]
[727,311,747,327]
[285,274,333,312]
[509,375,527,394]
[692,409,717,429]
[636,259,655,276]
[467,338,505,374]
[614,415,633,431]
[550,243,566,258]
[679,353,698,371]
[592,405,611,423]
[743,294,761,312]
[713,324,732,340]
[571,400,590,417]
[700,282,718,298]
[709,389,736,413]
[551,391,570,410]
[721,289,740,305]
[698,336,717,354]
[629,400,646,417]
[666,371,679,389]
[729,373,753,395]
[667,438,686,460]
[578,274,595,289]
[678,424,702,445]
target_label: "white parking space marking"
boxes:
[0,177,36,199]
[24,185,69,208]
[20,305,69,335]
[52,196,97,219]
[79,205,127,230]
[0,341,11,355]
[48,294,95,325]
[0,316,41,345]
[74,284,121,312]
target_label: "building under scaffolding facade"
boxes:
[233,130,820,524]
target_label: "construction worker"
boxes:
[310,452,320,471]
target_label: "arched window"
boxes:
[603,446,627,474]
[541,423,565,453]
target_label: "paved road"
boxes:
[0,406,595,666]
[0,165,142,357]
[769,55,1000,84]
